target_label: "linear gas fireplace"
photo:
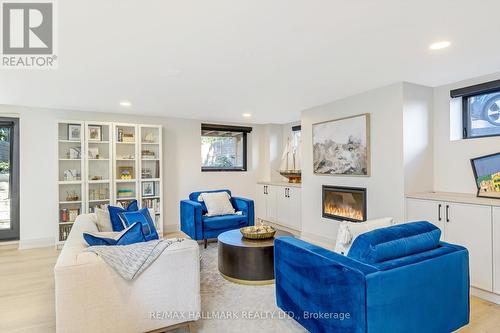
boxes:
[322,185,367,222]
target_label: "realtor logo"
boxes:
[1,1,57,68]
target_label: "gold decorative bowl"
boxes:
[240,226,276,240]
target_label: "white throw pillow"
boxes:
[200,192,235,217]
[334,217,394,255]
[95,206,113,232]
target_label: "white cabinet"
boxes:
[256,184,267,221]
[265,185,278,222]
[256,184,277,223]
[406,198,445,231]
[494,207,500,294]
[277,186,301,231]
[256,183,301,231]
[445,203,492,292]
[406,197,493,292]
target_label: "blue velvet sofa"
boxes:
[274,221,469,333]
[180,189,254,248]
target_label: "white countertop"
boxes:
[406,191,500,207]
[257,181,302,188]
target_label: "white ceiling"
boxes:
[1,0,500,124]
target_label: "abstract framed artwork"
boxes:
[313,113,370,176]
[471,152,500,199]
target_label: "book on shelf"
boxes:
[60,208,80,222]
[142,198,160,213]
[59,224,73,241]
[117,189,134,197]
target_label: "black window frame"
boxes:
[450,79,500,140]
[0,117,20,241]
[201,124,252,172]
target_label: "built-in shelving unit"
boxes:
[57,121,85,246]
[139,125,163,235]
[112,123,139,208]
[85,122,113,213]
[57,121,163,245]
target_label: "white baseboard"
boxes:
[18,237,54,250]
[471,287,500,305]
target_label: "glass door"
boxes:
[0,118,19,241]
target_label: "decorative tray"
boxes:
[240,225,276,240]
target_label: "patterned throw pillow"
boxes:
[107,200,139,231]
[119,207,159,242]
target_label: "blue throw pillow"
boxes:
[119,207,159,241]
[108,200,139,231]
[83,222,145,246]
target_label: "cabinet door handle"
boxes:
[438,204,442,221]
[286,188,289,198]
[446,205,450,222]
[264,186,267,195]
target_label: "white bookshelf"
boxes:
[85,122,113,213]
[139,125,163,236]
[57,121,85,245]
[57,121,164,246]
[112,123,139,208]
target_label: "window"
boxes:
[0,118,19,241]
[201,124,252,171]
[451,79,500,139]
[291,125,301,150]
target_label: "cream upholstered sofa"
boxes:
[54,213,201,333]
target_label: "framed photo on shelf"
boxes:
[88,125,102,141]
[118,166,134,180]
[471,152,500,199]
[142,181,155,197]
[68,124,81,141]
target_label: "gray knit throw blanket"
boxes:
[85,238,184,280]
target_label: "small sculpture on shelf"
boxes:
[143,132,156,143]
[65,191,79,201]
[63,169,80,181]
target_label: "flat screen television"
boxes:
[471,152,500,199]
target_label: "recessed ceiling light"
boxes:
[242,113,252,118]
[119,101,132,107]
[429,41,451,50]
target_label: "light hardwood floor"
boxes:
[0,238,499,333]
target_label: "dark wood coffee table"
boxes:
[217,229,293,285]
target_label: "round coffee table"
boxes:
[217,229,293,285]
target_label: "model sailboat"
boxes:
[279,137,302,183]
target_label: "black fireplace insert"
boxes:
[322,185,367,222]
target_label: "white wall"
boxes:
[300,83,406,244]
[0,105,263,248]
[403,82,434,193]
[433,72,500,194]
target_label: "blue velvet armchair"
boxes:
[180,189,254,248]
[274,222,470,333]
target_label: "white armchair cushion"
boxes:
[199,192,235,216]
[334,217,394,255]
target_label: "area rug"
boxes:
[186,242,306,333]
